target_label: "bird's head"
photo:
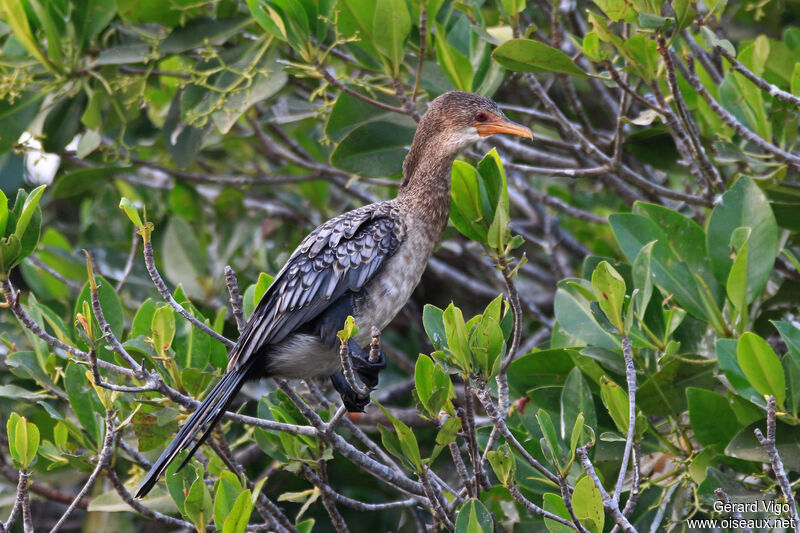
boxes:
[419,91,533,153]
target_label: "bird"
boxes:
[135,90,532,498]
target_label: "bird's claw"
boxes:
[330,372,371,413]
[348,339,386,389]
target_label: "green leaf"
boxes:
[737,332,785,409]
[554,279,620,351]
[162,217,207,299]
[686,387,742,449]
[600,376,630,434]
[434,25,473,91]
[542,493,572,532]
[422,304,447,351]
[375,401,421,471]
[8,414,39,468]
[593,0,638,22]
[42,93,88,153]
[185,474,213,532]
[536,409,561,468]
[673,0,695,31]
[572,476,604,533]
[214,471,244,531]
[591,261,626,332]
[610,211,721,324]
[133,410,178,452]
[560,367,596,442]
[454,498,493,533]
[64,363,102,445]
[372,0,411,74]
[450,161,488,243]
[13,184,46,242]
[707,178,779,303]
[0,92,44,154]
[492,39,588,77]
[0,0,56,72]
[487,443,515,486]
[254,272,274,306]
[222,490,253,533]
[726,226,751,319]
[442,302,471,372]
[118,197,144,228]
[329,120,415,177]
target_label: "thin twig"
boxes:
[316,65,407,115]
[714,488,754,533]
[682,56,800,170]
[715,45,800,107]
[27,255,81,290]
[51,410,116,533]
[509,484,579,531]
[474,386,560,485]
[116,229,139,292]
[339,338,370,397]
[142,239,235,348]
[576,446,636,533]
[614,335,637,504]
[224,265,246,333]
[754,396,800,529]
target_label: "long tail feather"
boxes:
[134,361,253,498]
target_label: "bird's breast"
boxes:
[352,225,435,344]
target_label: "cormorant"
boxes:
[135,91,532,498]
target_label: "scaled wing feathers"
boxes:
[226,202,403,371]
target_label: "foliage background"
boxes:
[0,0,799,531]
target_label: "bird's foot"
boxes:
[348,339,386,389]
[331,372,371,412]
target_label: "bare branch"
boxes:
[613,335,637,505]
[142,239,235,348]
[224,265,246,333]
[682,55,800,170]
[715,45,800,107]
[754,396,800,529]
[576,446,637,533]
[714,488,754,533]
[51,410,116,533]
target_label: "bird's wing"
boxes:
[226,202,403,371]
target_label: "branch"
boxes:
[316,65,408,115]
[714,488,754,533]
[116,229,139,292]
[141,239,235,348]
[754,396,800,529]
[575,446,636,533]
[508,484,580,531]
[682,55,800,170]
[51,410,116,533]
[107,468,194,529]
[224,265,246,333]
[524,73,712,206]
[613,335,637,506]
[301,464,417,511]
[715,45,800,107]
[474,386,559,485]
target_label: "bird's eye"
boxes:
[476,112,488,122]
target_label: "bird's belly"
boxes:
[265,333,341,379]
[352,229,433,345]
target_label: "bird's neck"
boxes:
[395,140,457,241]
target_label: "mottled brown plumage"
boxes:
[135,91,532,498]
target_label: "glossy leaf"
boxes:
[493,39,588,77]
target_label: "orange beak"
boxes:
[475,118,533,139]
